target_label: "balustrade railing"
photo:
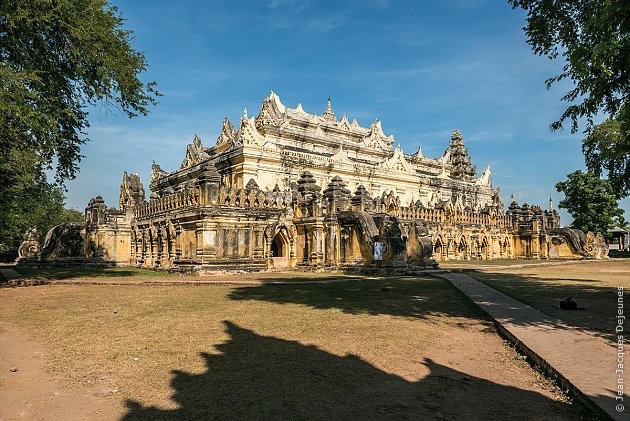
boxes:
[395,205,512,228]
[134,189,200,218]
[134,186,292,219]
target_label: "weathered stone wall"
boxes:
[20,91,609,271]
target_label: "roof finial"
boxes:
[549,195,553,211]
[243,107,248,119]
[322,96,336,122]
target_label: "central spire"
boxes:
[321,96,336,122]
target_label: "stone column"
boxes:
[246,225,253,259]
[150,230,158,267]
[252,226,264,259]
[232,226,239,258]
[301,226,310,264]
[325,222,338,265]
[141,230,149,267]
[196,221,218,263]
[540,234,549,259]
[311,224,325,265]
[236,226,245,258]
[168,229,177,263]
[531,220,540,259]
[130,231,137,265]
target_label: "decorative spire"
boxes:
[448,129,475,181]
[549,195,553,212]
[243,107,248,119]
[193,133,202,149]
[321,96,336,122]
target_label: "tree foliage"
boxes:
[555,170,623,235]
[0,0,158,254]
[0,0,159,184]
[582,115,630,198]
[0,146,83,255]
[509,0,630,134]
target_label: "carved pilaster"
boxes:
[196,221,218,263]
[311,224,325,265]
[253,227,264,259]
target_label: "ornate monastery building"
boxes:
[21,92,609,271]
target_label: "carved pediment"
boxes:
[217,118,236,146]
[436,149,450,164]
[151,160,168,181]
[255,91,285,129]
[181,134,209,169]
[330,145,350,163]
[363,119,394,150]
[476,165,492,187]
[235,111,265,147]
[181,145,199,168]
[338,113,351,131]
[120,171,145,210]
[380,145,412,173]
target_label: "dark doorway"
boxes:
[272,235,284,257]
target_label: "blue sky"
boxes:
[65,0,629,224]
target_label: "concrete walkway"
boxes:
[436,272,626,421]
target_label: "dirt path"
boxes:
[0,324,120,421]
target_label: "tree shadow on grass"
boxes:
[122,321,588,420]
[228,276,489,323]
[465,269,626,342]
[17,266,164,280]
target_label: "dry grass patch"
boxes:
[466,259,630,339]
[0,275,591,419]
[16,266,175,280]
[439,258,569,269]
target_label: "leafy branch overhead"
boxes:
[509,0,629,133]
[0,0,160,183]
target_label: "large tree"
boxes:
[582,116,630,198]
[0,148,83,255]
[0,0,158,253]
[555,170,623,234]
[0,0,159,184]
[509,0,630,196]
[509,0,629,133]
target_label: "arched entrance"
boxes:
[480,238,490,260]
[433,237,444,261]
[271,232,288,268]
[458,238,468,260]
[271,235,284,258]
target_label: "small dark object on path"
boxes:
[558,297,586,310]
